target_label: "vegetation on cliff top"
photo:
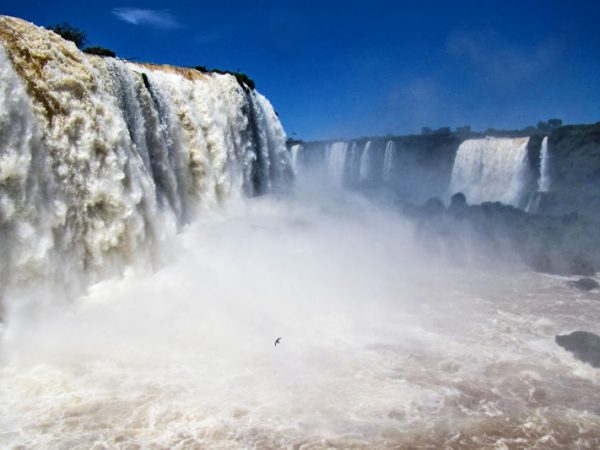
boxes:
[47,22,116,57]
[194,66,255,91]
[45,23,257,88]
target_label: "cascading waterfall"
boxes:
[325,141,349,185]
[359,140,372,182]
[290,143,303,174]
[525,136,551,212]
[0,16,291,299]
[538,137,550,192]
[450,137,530,206]
[383,140,395,182]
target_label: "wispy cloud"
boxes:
[447,30,562,87]
[112,8,181,30]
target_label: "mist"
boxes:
[2,167,600,448]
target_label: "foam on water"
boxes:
[1,190,600,448]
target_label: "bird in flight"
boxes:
[275,337,282,347]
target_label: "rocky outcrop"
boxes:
[405,193,600,276]
[568,278,600,291]
[556,331,600,368]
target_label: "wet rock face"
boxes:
[556,331,600,368]
[568,278,600,291]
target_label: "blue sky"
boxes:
[1,0,599,140]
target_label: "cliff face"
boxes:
[296,134,460,203]
[293,123,600,218]
[0,16,291,295]
[546,123,600,217]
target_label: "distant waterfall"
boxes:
[0,16,291,295]
[359,141,372,182]
[538,137,550,192]
[383,140,395,182]
[325,141,349,185]
[290,144,303,174]
[450,137,530,206]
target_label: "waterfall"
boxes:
[383,140,395,182]
[290,143,303,174]
[450,137,530,206]
[538,137,550,192]
[325,141,349,185]
[0,16,291,297]
[359,141,372,182]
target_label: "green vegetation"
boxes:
[47,22,87,48]
[47,22,116,57]
[83,47,116,57]
[193,66,255,90]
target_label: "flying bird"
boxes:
[274,337,282,347]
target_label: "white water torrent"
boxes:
[290,143,303,174]
[0,16,291,298]
[538,137,551,192]
[383,140,395,182]
[325,141,349,185]
[450,137,530,206]
[359,140,372,182]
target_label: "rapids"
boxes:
[1,189,600,449]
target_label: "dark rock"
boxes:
[450,192,467,207]
[568,277,599,291]
[556,331,600,368]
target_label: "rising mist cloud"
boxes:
[112,8,181,29]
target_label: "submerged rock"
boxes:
[568,278,600,291]
[555,331,600,368]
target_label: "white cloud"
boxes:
[112,8,181,29]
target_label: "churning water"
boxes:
[2,185,600,449]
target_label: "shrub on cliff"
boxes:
[83,46,116,57]
[193,66,255,90]
[47,22,87,48]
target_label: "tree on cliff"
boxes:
[548,118,563,129]
[47,23,87,49]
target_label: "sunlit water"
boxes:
[1,185,600,449]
